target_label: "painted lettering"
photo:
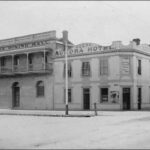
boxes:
[98,46,102,51]
[79,48,83,53]
[74,48,79,54]
[69,49,74,55]
[88,47,93,52]
[93,46,98,51]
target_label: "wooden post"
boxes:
[12,55,14,72]
[0,57,1,73]
[43,50,46,70]
[26,53,29,72]
[94,102,98,116]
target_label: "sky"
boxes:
[0,1,150,46]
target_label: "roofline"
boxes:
[0,30,56,42]
[0,47,150,58]
[55,48,150,59]
[0,30,57,47]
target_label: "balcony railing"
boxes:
[0,63,53,75]
[0,66,12,74]
[14,65,27,73]
[46,63,53,71]
[28,63,53,72]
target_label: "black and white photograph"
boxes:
[0,1,150,149]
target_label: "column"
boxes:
[12,55,14,72]
[43,50,46,70]
[26,53,29,72]
[0,57,1,73]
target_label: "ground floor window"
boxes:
[64,88,72,103]
[36,81,44,97]
[100,88,108,102]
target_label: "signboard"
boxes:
[121,57,130,75]
[56,43,111,57]
[110,91,119,103]
[0,40,50,52]
[0,31,56,51]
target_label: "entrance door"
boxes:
[138,87,142,110]
[12,82,20,108]
[83,88,90,110]
[123,88,130,110]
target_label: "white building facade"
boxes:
[54,39,150,110]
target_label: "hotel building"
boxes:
[0,30,150,110]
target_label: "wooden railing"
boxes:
[0,66,12,74]
[46,63,53,71]
[14,65,27,73]
[28,63,53,72]
[0,63,53,75]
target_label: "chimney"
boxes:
[133,38,140,45]
[62,30,68,42]
[111,41,122,49]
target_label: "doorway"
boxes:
[83,88,90,110]
[123,88,130,110]
[137,87,142,110]
[12,82,20,108]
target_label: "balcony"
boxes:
[0,49,54,76]
[14,65,27,73]
[0,66,12,75]
[0,63,53,76]
[28,63,53,73]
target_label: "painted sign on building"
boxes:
[0,40,51,52]
[56,43,111,57]
[0,31,56,52]
[110,91,119,103]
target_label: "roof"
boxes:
[0,31,57,47]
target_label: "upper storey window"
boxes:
[82,62,91,77]
[14,56,20,65]
[137,59,141,75]
[63,62,72,78]
[121,56,130,75]
[100,57,108,75]
[29,55,33,65]
[1,57,6,66]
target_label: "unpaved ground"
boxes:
[0,111,150,149]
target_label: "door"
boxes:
[123,88,130,110]
[138,87,142,110]
[12,82,20,108]
[83,88,90,110]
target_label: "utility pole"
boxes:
[63,30,69,115]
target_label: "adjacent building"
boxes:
[0,30,150,110]
[0,30,73,110]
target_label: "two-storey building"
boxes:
[54,38,150,111]
[0,30,73,110]
[0,30,150,111]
